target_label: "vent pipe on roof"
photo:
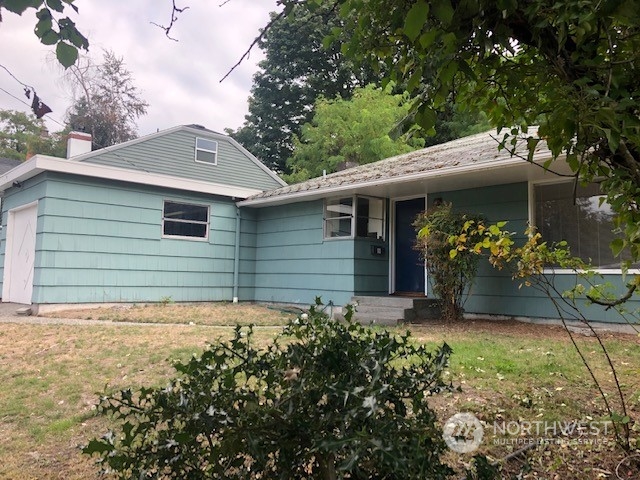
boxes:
[66,131,92,159]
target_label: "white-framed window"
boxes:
[163,200,209,240]
[324,196,385,240]
[533,181,638,270]
[195,137,218,164]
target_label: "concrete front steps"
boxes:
[346,296,442,326]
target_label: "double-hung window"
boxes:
[534,181,638,270]
[324,196,385,240]
[163,201,209,240]
[195,138,218,164]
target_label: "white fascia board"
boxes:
[0,155,262,199]
[237,153,559,207]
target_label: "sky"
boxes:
[0,0,280,137]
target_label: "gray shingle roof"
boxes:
[246,129,550,202]
[0,158,23,175]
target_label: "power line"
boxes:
[0,64,149,172]
[0,86,67,129]
[0,64,35,91]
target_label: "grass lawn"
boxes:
[2,306,639,479]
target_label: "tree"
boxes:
[286,84,425,182]
[0,0,88,67]
[64,50,148,150]
[84,302,455,479]
[0,109,65,160]
[226,3,379,173]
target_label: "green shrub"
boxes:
[415,203,486,321]
[84,300,455,479]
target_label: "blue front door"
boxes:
[394,197,426,293]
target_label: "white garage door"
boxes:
[3,202,38,304]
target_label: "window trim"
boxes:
[162,200,210,241]
[529,179,639,274]
[323,195,386,241]
[194,137,218,165]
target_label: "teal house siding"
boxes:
[78,127,283,191]
[251,200,390,305]
[30,172,238,304]
[427,183,639,323]
[354,238,389,296]
[238,208,258,301]
[251,201,357,306]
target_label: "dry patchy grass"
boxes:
[40,302,298,326]
[1,314,639,479]
[0,322,279,480]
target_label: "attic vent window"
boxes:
[195,138,218,165]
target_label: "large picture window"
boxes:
[163,201,209,239]
[324,196,385,240]
[534,182,636,270]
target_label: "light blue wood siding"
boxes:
[239,208,257,301]
[354,238,389,296]
[427,183,639,323]
[81,128,283,191]
[251,201,357,306]
[21,172,238,304]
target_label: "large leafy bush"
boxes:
[84,301,455,479]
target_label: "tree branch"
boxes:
[219,8,288,82]
[151,0,189,41]
[587,282,638,310]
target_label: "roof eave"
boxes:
[0,155,263,199]
[237,153,557,207]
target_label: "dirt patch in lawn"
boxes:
[406,317,639,343]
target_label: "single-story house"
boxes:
[0,125,637,325]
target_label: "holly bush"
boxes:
[83,300,455,479]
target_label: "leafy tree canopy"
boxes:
[277,0,640,270]
[0,109,65,160]
[64,50,148,150]
[286,84,425,182]
[227,2,380,173]
[0,0,88,68]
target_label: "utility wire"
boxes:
[0,64,149,172]
[0,64,35,91]
[0,86,67,129]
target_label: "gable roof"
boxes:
[71,125,286,188]
[238,129,562,207]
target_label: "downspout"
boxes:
[232,204,241,303]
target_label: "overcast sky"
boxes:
[0,0,280,137]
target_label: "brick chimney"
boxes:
[66,131,92,158]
